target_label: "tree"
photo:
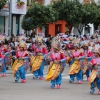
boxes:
[22,3,58,31]
[52,0,83,33]
[76,2,99,34]
[53,0,100,35]
[0,0,6,10]
[93,5,100,30]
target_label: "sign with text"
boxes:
[12,0,27,14]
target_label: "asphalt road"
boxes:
[0,67,100,100]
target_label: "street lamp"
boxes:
[8,0,12,37]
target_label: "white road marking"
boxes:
[6,72,87,80]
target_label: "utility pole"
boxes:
[8,0,12,37]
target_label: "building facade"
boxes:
[0,0,99,36]
[0,0,27,36]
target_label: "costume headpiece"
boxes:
[52,37,61,50]
[0,34,6,42]
[35,35,43,43]
[94,45,100,54]
[69,36,73,41]
[74,43,79,48]
[19,40,26,48]
[18,32,26,42]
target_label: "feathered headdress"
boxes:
[19,40,26,48]
[52,37,61,50]
[93,45,100,54]
[0,35,6,42]
[35,35,43,43]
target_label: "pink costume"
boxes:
[0,52,4,58]
[33,45,47,79]
[90,58,100,65]
[69,50,83,84]
[83,50,93,57]
[30,43,37,52]
[72,50,81,58]
[34,46,47,56]
[16,51,29,58]
[89,57,100,94]
[49,51,66,89]
[14,50,29,83]
[50,52,66,61]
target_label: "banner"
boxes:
[12,0,27,14]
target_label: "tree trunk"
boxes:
[36,28,38,35]
[66,24,72,35]
[94,24,99,30]
[77,24,84,35]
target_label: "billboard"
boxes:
[12,0,27,14]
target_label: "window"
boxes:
[83,0,90,4]
[0,16,5,33]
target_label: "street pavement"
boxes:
[0,66,100,100]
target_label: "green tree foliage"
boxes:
[53,0,100,34]
[22,3,58,31]
[93,5,100,30]
[53,0,83,33]
[22,0,100,34]
[82,3,99,25]
[77,2,99,34]
[0,0,7,10]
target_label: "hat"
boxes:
[0,35,5,42]
[0,40,3,43]
[20,32,24,35]
[19,40,26,48]
[18,35,26,42]
[84,43,88,47]
[93,45,100,54]
[74,43,79,48]
[69,36,73,41]
[94,49,100,54]
[95,30,99,33]
[35,35,43,43]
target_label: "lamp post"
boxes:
[8,0,12,37]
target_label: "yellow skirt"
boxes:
[30,56,43,72]
[12,59,23,77]
[45,63,61,81]
[88,70,97,87]
[69,60,80,75]
[66,57,72,63]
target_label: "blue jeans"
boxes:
[70,70,83,82]
[33,60,45,78]
[51,73,62,85]
[86,70,90,78]
[69,59,74,65]
[91,77,100,90]
[15,65,25,80]
[1,66,6,74]
[1,62,6,74]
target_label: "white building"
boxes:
[0,0,27,36]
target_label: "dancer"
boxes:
[69,43,83,84]
[0,52,5,77]
[80,42,93,81]
[31,36,47,80]
[12,41,29,83]
[45,37,66,89]
[88,48,100,95]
